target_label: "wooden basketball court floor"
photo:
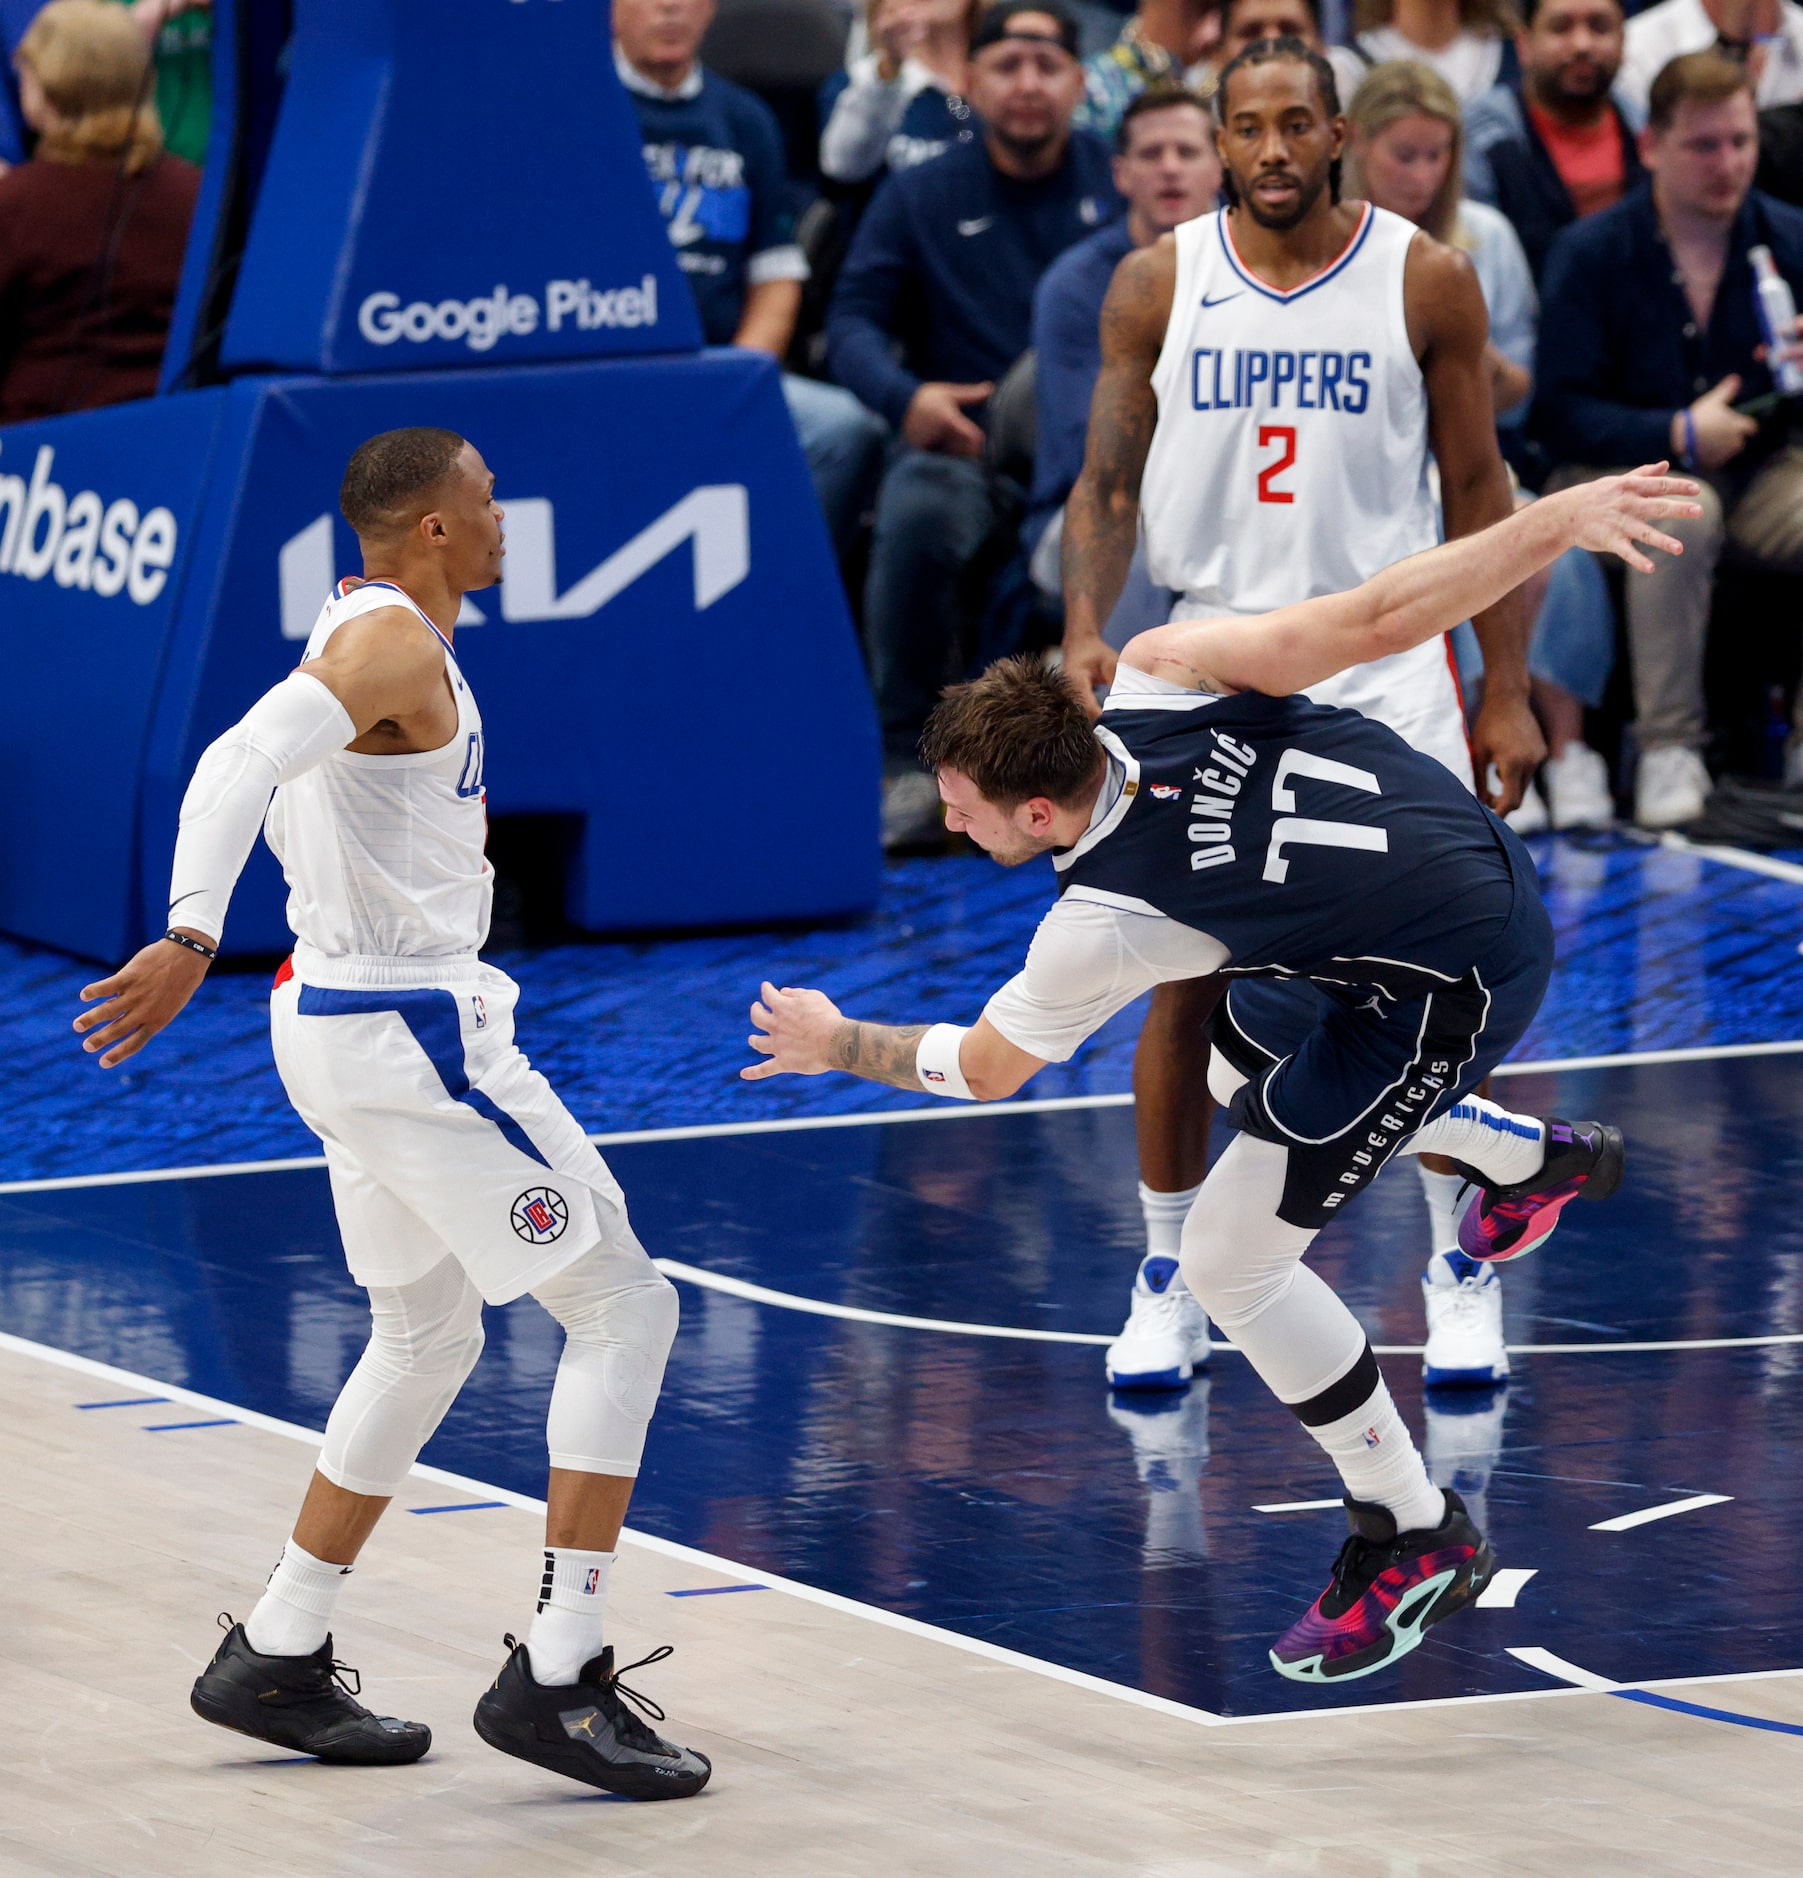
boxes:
[6,832,1803,1875]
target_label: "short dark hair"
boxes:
[1116,82,1213,154]
[1215,36,1343,205]
[919,656,1103,808]
[1217,33,1343,119]
[340,427,467,538]
[1647,48,1752,132]
[1518,0,1621,25]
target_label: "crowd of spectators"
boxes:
[6,0,1803,845]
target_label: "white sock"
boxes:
[1139,1179,1203,1264]
[1409,1098,1545,1187]
[1307,1383,1446,1534]
[1416,1165,1468,1260]
[245,1539,350,1657]
[526,1547,614,1687]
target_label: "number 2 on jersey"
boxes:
[1256,425,1297,505]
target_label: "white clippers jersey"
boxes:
[265,578,492,968]
[1140,204,1470,782]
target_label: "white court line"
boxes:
[3,1326,1799,1733]
[1657,832,1803,887]
[654,1258,1113,1346]
[1509,1646,1616,1691]
[654,1259,1803,1358]
[1590,1493,1733,1533]
[3,1166,1797,1357]
[1253,1499,1344,1513]
[4,1036,1803,1200]
[1476,1568,1538,1610]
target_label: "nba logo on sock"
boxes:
[582,1567,602,1595]
[511,1187,569,1243]
[1363,1425,1381,1448]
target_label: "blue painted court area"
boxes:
[3,831,1803,1721]
[5,833,1803,1182]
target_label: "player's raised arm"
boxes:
[1123,466,1703,700]
[1060,240,1175,714]
[742,985,1046,1102]
[72,607,446,1068]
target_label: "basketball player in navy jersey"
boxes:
[1061,36,1545,1398]
[743,465,1694,1680]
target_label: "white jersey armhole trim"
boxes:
[1390,216,1427,398]
[1148,214,1209,411]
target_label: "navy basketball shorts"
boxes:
[1210,849,1554,1231]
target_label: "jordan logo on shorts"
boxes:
[511,1187,569,1243]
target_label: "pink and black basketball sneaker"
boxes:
[1456,1117,1625,1264]
[1269,1490,1495,1683]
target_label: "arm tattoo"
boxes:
[830,1020,931,1091]
[1063,249,1169,640]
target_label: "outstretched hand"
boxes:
[1560,464,1702,573]
[742,982,845,1080]
[74,935,212,1067]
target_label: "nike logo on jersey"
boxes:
[957,216,994,237]
[1199,290,1243,308]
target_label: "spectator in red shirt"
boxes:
[1465,0,1643,282]
[0,0,199,423]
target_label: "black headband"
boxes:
[970,6,1081,58]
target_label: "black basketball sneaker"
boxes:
[190,1617,431,1762]
[473,1637,711,1799]
[1457,1117,1626,1263]
[1269,1490,1496,1682]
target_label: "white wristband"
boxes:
[915,1023,974,1099]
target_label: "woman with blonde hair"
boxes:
[819,0,982,182]
[0,0,199,421]
[1347,58,1617,832]
[1345,59,1533,419]
[1354,0,1520,105]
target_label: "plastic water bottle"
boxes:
[1751,245,1803,396]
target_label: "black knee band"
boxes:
[1289,1341,1382,1427]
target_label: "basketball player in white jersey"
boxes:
[1060,36,1544,1397]
[72,429,710,1799]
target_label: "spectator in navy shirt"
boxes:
[1026,85,1222,640]
[826,0,1119,843]
[1535,51,1803,826]
[616,0,884,554]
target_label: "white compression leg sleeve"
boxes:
[318,1254,486,1497]
[168,672,355,943]
[1179,1135,1443,1530]
[533,1239,680,1477]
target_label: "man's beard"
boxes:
[990,121,1060,165]
[1542,60,1612,105]
[1238,164,1330,231]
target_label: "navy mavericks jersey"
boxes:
[1059,692,1526,995]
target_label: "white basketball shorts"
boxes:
[271,960,648,1304]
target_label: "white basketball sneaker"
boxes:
[1105,1257,1212,1391]
[1107,1380,1212,1564]
[1421,1252,1509,1389]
